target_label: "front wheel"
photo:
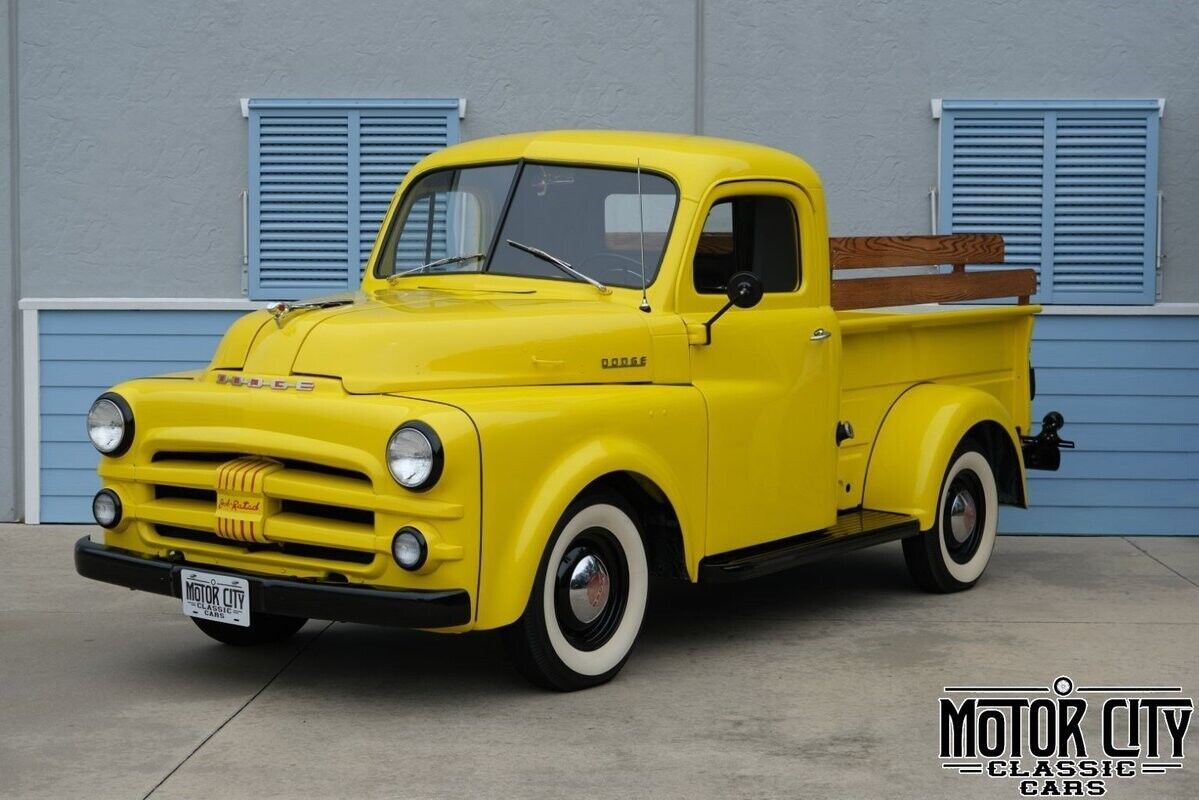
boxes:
[503,491,649,691]
[902,443,999,593]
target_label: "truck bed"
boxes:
[835,304,1036,510]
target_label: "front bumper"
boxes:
[74,536,471,628]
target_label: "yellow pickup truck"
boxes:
[75,131,1072,690]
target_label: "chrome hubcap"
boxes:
[949,489,978,543]
[567,554,610,624]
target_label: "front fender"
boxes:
[495,437,698,626]
[863,384,1024,529]
[420,385,707,631]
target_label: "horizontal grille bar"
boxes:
[151,451,370,483]
[154,525,375,565]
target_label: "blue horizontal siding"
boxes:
[38,309,245,523]
[34,310,1198,535]
[1033,340,1194,368]
[1001,314,1199,535]
[1002,507,1195,536]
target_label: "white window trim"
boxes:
[932,98,1165,119]
[240,97,467,119]
[22,308,40,524]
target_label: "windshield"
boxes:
[375,162,678,289]
[375,163,516,278]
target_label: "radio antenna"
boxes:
[636,159,651,312]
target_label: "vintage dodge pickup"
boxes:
[76,131,1071,690]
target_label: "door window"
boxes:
[694,196,800,294]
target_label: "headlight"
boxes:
[386,422,443,490]
[86,393,134,456]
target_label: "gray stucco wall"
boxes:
[5,0,1199,520]
[14,0,1199,301]
[16,0,697,299]
[704,0,1199,301]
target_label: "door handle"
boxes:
[810,328,832,341]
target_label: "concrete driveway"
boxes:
[1,526,1196,800]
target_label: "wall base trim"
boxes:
[19,297,263,311]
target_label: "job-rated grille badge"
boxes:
[213,456,283,544]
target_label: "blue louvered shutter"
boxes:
[357,113,453,281]
[247,99,460,300]
[940,100,1160,304]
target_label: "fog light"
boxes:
[392,527,427,571]
[92,490,122,529]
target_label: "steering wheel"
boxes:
[578,251,647,282]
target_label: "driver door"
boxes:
[679,181,839,556]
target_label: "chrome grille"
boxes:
[135,450,380,568]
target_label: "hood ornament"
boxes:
[266,298,353,327]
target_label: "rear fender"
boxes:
[863,384,1025,529]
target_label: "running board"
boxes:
[699,509,921,583]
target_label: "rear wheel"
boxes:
[191,613,307,646]
[503,490,649,691]
[903,443,998,593]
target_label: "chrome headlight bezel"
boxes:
[386,421,443,491]
[86,393,135,457]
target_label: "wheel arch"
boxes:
[582,471,689,581]
[961,419,1026,509]
[475,437,701,631]
[862,384,1026,530]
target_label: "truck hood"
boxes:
[217,289,658,393]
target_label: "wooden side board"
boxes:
[829,234,1030,308]
[829,234,1005,269]
[832,268,1037,310]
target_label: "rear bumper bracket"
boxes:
[1021,411,1075,472]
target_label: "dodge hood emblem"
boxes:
[215,373,315,391]
[266,298,353,327]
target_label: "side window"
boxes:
[693,196,800,294]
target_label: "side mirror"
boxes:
[699,271,763,345]
[726,271,764,309]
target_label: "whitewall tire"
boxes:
[503,490,649,691]
[902,443,999,592]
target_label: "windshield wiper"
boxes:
[506,240,611,295]
[387,252,486,283]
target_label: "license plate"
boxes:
[181,569,250,627]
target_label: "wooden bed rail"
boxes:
[828,234,1035,309]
